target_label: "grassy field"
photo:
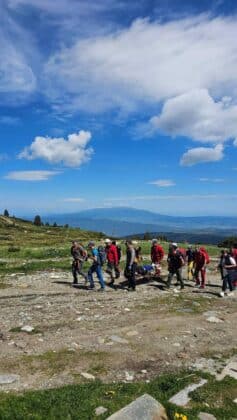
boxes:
[0,371,236,419]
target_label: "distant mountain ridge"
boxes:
[43,207,237,243]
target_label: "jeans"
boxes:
[222,274,233,292]
[106,262,120,281]
[88,264,105,289]
[167,268,184,288]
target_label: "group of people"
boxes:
[70,238,237,295]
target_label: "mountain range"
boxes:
[43,207,236,244]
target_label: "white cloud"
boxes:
[149,179,175,187]
[44,16,237,114]
[180,144,224,166]
[19,131,93,167]
[199,177,224,182]
[4,170,60,181]
[149,89,237,143]
[63,198,85,203]
[0,116,20,125]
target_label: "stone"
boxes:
[107,393,168,420]
[169,379,208,406]
[21,325,34,333]
[110,335,128,344]
[95,406,108,416]
[234,398,237,404]
[125,371,134,381]
[126,331,138,337]
[206,316,223,323]
[81,372,95,380]
[0,374,20,385]
[216,358,237,381]
[198,413,217,420]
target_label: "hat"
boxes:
[105,238,111,244]
[152,238,158,244]
[88,241,95,247]
[172,242,178,248]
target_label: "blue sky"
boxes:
[1,0,237,217]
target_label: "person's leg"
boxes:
[96,265,105,289]
[87,265,95,288]
[167,272,173,288]
[176,268,184,289]
[128,264,136,290]
[194,268,200,285]
[107,262,115,284]
[200,267,206,288]
[77,262,88,282]
[72,262,78,284]
[226,273,233,292]
[115,265,120,279]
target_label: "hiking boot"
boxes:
[194,283,200,288]
[219,291,225,297]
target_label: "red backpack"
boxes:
[200,247,210,264]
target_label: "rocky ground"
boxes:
[0,268,236,393]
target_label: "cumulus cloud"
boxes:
[149,179,175,187]
[19,131,93,167]
[180,144,224,166]
[4,170,60,181]
[44,16,237,113]
[149,89,237,143]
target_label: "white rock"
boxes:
[125,371,134,381]
[206,316,223,323]
[124,308,130,312]
[81,372,95,380]
[95,406,108,416]
[198,413,217,420]
[169,379,208,406]
[126,330,138,337]
[0,374,20,385]
[110,335,128,344]
[216,358,237,381]
[21,325,34,333]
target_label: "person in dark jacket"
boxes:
[194,247,206,289]
[167,243,185,289]
[71,241,87,285]
[125,240,137,291]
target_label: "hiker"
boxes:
[151,238,164,277]
[186,245,195,281]
[71,241,88,285]
[104,238,120,286]
[194,247,207,289]
[218,249,236,297]
[112,240,122,263]
[134,241,143,264]
[166,243,185,290]
[87,241,106,291]
[124,240,137,291]
[230,246,237,263]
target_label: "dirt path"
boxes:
[0,269,236,392]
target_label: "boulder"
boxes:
[107,393,168,420]
[198,413,217,420]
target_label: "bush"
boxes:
[8,246,20,253]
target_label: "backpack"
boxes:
[97,246,107,266]
[200,247,210,264]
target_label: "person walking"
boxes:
[104,238,120,286]
[186,245,195,281]
[219,249,236,297]
[87,241,106,291]
[125,240,137,291]
[71,241,88,285]
[166,243,185,289]
[151,238,164,277]
[194,247,207,289]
